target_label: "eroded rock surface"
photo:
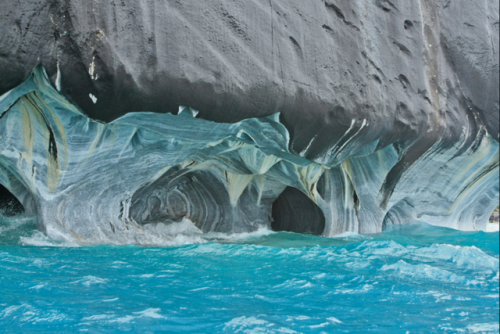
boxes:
[0,67,497,244]
[0,0,498,243]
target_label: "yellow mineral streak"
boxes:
[240,149,281,175]
[38,94,69,171]
[254,175,265,205]
[19,102,33,167]
[47,154,60,192]
[226,171,254,206]
[31,66,84,116]
[106,123,119,150]
[20,95,62,192]
[85,123,104,163]
[296,163,325,203]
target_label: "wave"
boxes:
[19,231,80,247]
[0,218,497,333]
[2,214,499,258]
[4,216,278,248]
[0,214,38,246]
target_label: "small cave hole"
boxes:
[404,20,414,30]
[271,187,325,236]
[0,184,24,217]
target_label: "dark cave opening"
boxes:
[271,187,326,236]
[0,183,24,217]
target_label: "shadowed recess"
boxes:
[272,187,326,236]
[0,184,24,216]
[130,167,227,233]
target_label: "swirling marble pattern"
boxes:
[0,67,498,245]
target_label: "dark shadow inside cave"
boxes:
[271,187,325,236]
[0,184,24,216]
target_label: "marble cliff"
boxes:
[0,0,498,244]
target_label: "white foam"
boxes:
[332,231,366,239]
[486,223,499,232]
[327,317,343,324]
[357,241,499,273]
[416,290,453,302]
[14,217,270,248]
[276,328,298,334]
[381,260,468,284]
[81,308,164,325]
[466,323,499,333]
[0,215,37,235]
[20,231,79,247]
[111,315,134,324]
[134,308,163,319]
[313,273,326,279]
[0,305,23,317]
[102,298,119,302]
[82,314,113,321]
[273,279,309,290]
[31,312,67,323]
[71,275,109,287]
[28,284,45,290]
[412,244,499,271]
[357,240,408,256]
[224,316,273,332]
[143,218,275,248]
[144,219,203,236]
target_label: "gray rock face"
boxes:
[0,0,498,244]
[2,0,498,143]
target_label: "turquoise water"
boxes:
[0,215,498,333]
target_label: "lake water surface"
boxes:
[1,215,498,333]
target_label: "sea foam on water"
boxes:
[0,216,498,333]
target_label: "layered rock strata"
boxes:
[0,0,498,243]
[0,67,497,244]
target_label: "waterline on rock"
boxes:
[0,66,498,245]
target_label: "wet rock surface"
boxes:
[0,1,498,243]
[0,68,497,244]
[490,208,499,223]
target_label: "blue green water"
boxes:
[0,215,498,333]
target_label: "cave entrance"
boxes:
[271,187,325,236]
[0,183,24,217]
